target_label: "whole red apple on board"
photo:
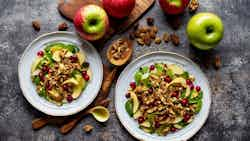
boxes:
[103,0,136,19]
[159,0,190,15]
[73,4,109,41]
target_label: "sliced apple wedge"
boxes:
[48,89,63,102]
[76,52,86,65]
[72,74,87,99]
[168,64,184,75]
[130,92,139,114]
[31,57,42,73]
[52,50,61,62]
[62,77,79,85]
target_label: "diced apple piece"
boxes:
[140,121,151,128]
[63,77,79,85]
[52,50,61,62]
[76,52,86,65]
[31,57,42,73]
[72,74,86,99]
[48,89,63,102]
[133,110,143,119]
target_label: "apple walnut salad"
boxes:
[125,63,203,136]
[31,43,91,106]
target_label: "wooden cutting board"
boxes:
[58,0,155,41]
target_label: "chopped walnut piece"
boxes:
[162,32,170,43]
[58,22,68,31]
[170,34,180,46]
[146,17,154,26]
[155,37,162,44]
[83,124,94,133]
[214,55,222,69]
[188,0,199,13]
[32,20,40,31]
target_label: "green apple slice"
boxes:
[168,64,184,75]
[76,52,86,65]
[31,57,42,73]
[52,50,61,62]
[140,120,151,128]
[130,92,139,114]
[72,74,86,99]
[48,89,63,102]
[167,77,187,88]
[62,77,79,85]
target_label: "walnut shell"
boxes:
[107,38,133,66]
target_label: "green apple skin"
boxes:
[187,13,224,50]
[74,5,109,41]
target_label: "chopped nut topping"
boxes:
[155,37,162,44]
[58,22,68,31]
[83,124,94,133]
[109,39,130,60]
[170,34,180,46]
[32,20,41,31]
[162,32,170,43]
[188,0,199,13]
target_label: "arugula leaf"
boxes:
[167,69,174,79]
[33,76,40,85]
[155,63,164,73]
[139,66,149,74]
[181,71,189,79]
[38,87,46,97]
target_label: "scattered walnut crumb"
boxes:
[188,0,199,13]
[83,124,93,133]
[214,55,222,69]
[32,20,40,31]
[170,34,180,46]
[162,32,170,43]
[154,37,162,44]
[58,22,68,31]
[146,17,154,26]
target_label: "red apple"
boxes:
[74,4,109,41]
[159,0,190,15]
[103,0,136,19]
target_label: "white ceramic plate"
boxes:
[18,31,103,116]
[115,51,211,141]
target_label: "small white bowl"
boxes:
[115,51,211,141]
[18,31,103,116]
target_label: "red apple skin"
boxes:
[73,5,109,41]
[159,0,190,15]
[103,0,135,19]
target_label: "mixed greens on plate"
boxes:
[31,42,91,106]
[125,63,203,136]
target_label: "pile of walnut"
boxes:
[129,17,180,47]
[110,39,130,60]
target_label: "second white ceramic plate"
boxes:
[18,31,103,116]
[115,51,211,141]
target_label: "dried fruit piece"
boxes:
[58,22,68,31]
[32,20,40,31]
[170,34,180,46]
[83,124,94,133]
[214,55,222,69]
[188,0,199,13]
[155,37,162,44]
[146,17,154,26]
[162,32,170,43]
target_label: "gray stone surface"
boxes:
[0,0,250,141]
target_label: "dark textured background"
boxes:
[0,0,250,141]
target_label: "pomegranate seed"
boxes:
[42,66,50,73]
[184,113,191,122]
[181,99,189,106]
[150,65,155,71]
[37,51,44,57]
[45,82,52,90]
[155,121,160,128]
[148,88,153,94]
[138,116,145,124]
[170,127,177,132]
[125,93,131,98]
[171,91,178,98]
[82,71,87,76]
[130,82,136,89]
[83,74,90,81]
[164,76,172,83]
[70,56,78,63]
[196,86,201,92]
[190,84,194,90]
[67,95,73,102]
[186,79,192,85]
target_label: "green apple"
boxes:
[187,13,224,50]
[74,4,109,41]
